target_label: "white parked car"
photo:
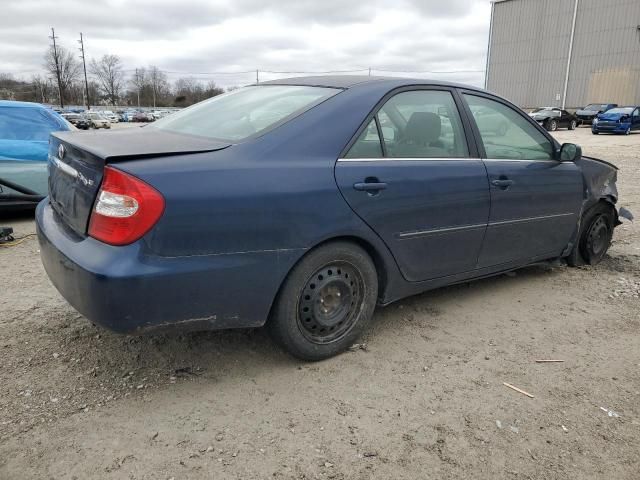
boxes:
[101,110,119,123]
[86,112,111,129]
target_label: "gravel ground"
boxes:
[0,127,638,479]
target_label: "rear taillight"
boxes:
[88,166,164,246]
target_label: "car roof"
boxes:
[260,75,484,92]
[0,100,52,110]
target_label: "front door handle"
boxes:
[354,182,387,192]
[491,179,514,189]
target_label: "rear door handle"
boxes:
[491,179,514,188]
[354,182,387,192]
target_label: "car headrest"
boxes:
[404,111,441,144]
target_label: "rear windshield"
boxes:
[152,85,339,141]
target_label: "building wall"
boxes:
[487,0,640,109]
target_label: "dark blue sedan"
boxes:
[592,106,640,135]
[37,76,625,360]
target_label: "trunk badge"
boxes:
[58,144,66,160]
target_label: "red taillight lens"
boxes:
[88,166,165,246]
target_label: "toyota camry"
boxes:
[37,76,626,360]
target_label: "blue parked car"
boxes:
[0,101,72,210]
[592,106,640,135]
[37,76,627,360]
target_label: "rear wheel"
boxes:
[268,241,378,361]
[567,203,615,266]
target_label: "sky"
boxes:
[1,0,492,89]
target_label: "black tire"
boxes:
[592,130,599,135]
[567,202,615,266]
[268,241,378,361]
[569,120,577,130]
[547,119,558,132]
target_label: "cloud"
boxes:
[0,0,491,88]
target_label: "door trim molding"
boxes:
[337,157,482,163]
[397,223,486,239]
[488,212,575,227]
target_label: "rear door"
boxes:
[461,92,583,268]
[335,88,490,282]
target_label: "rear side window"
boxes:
[345,89,469,159]
[344,119,383,158]
[464,94,554,161]
[0,107,62,141]
[152,85,339,141]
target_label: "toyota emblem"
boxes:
[58,144,66,160]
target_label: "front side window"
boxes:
[464,94,554,161]
[152,85,339,141]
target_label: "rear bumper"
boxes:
[36,201,302,333]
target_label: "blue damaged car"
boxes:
[592,106,640,135]
[0,101,73,210]
[37,76,629,360]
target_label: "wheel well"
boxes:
[266,236,390,325]
[321,236,389,297]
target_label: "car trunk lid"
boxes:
[48,128,230,236]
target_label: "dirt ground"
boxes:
[1,127,638,479]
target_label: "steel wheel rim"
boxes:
[297,262,364,344]
[586,215,609,258]
[551,120,557,131]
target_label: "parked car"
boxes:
[86,112,111,129]
[0,100,73,210]
[37,76,627,360]
[101,110,119,123]
[575,103,617,125]
[529,107,578,131]
[131,111,153,122]
[592,106,640,135]
[62,113,90,130]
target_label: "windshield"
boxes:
[605,107,633,115]
[152,85,339,141]
[584,104,606,111]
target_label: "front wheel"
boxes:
[268,241,378,361]
[567,203,615,266]
[547,119,558,132]
[569,120,577,130]
[592,130,599,135]
[625,127,631,135]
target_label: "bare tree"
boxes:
[147,65,169,108]
[204,80,224,98]
[90,54,125,105]
[44,45,81,105]
[31,74,52,103]
[129,67,146,107]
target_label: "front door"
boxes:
[462,93,584,268]
[335,88,490,282]
[632,108,640,131]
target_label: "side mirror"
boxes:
[559,143,582,162]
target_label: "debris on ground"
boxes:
[503,382,535,398]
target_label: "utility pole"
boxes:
[256,69,259,84]
[49,27,64,108]
[78,33,91,111]
[368,67,371,76]
[135,68,140,107]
